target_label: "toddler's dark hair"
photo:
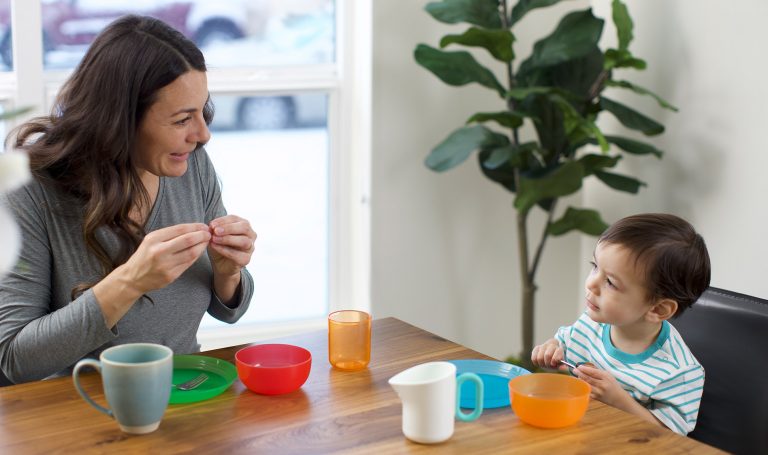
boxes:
[598,213,711,316]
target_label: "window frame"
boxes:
[2,0,372,349]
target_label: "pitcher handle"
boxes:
[72,359,113,418]
[455,372,483,422]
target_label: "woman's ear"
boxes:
[646,298,678,322]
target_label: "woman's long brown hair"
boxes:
[9,15,213,298]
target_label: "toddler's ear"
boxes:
[646,298,678,322]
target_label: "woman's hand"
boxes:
[94,223,211,327]
[125,223,212,294]
[531,338,565,369]
[208,215,256,303]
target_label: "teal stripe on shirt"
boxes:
[656,407,688,435]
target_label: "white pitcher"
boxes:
[389,361,483,444]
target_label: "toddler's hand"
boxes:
[531,338,564,369]
[573,364,627,407]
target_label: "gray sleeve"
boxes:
[196,149,253,323]
[207,268,254,323]
[0,188,115,383]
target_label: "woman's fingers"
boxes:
[167,229,212,256]
[208,241,250,266]
[149,223,210,242]
[211,232,253,251]
[209,217,256,247]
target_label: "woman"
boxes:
[0,15,255,384]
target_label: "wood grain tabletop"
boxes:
[0,317,723,454]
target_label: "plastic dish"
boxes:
[448,359,531,409]
[169,355,237,404]
[235,344,312,395]
[508,373,590,428]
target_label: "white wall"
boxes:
[372,0,768,360]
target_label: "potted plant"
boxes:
[414,0,676,368]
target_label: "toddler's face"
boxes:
[584,242,655,326]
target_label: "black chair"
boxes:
[0,370,11,386]
[670,287,768,454]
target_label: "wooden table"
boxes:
[0,317,722,454]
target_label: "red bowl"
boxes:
[235,344,312,395]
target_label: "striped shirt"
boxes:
[555,312,705,435]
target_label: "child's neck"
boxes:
[610,321,663,355]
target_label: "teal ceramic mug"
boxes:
[72,343,173,434]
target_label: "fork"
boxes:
[173,373,208,391]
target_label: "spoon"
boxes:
[560,360,596,372]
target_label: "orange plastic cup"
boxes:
[508,373,590,428]
[328,310,371,371]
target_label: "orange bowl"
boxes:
[235,344,312,395]
[508,373,590,428]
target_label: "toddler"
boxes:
[531,213,711,435]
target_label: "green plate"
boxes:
[170,355,237,404]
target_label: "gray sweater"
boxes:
[0,148,253,383]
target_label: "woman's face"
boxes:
[134,70,211,180]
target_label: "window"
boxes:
[1,0,371,349]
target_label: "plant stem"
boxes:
[521,272,535,371]
[516,206,535,370]
[588,70,609,101]
[500,1,520,147]
[529,198,557,281]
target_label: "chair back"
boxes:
[670,287,768,455]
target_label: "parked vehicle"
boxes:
[205,10,334,130]
[211,92,327,131]
[0,0,263,68]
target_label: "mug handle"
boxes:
[455,372,483,422]
[72,359,113,418]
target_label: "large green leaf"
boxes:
[517,46,604,106]
[467,111,525,129]
[594,170,645,193]
[425,0,502,29]
[508,86,566,100]
[520,9,604,71]
[519,94,567,162]
[600,96,664,135]
[425,125,509,172]
[612,0,633,51]
[578,153,621,175]
[415,44,506,97]
[478,149,517,192]
[604,49,646,70]
[483,142,539,169]
[603,135,663,158]
[546,47,605,98]
[548,207,609,236]
[606,80,679,111]
[441,27,515,63]
[546,93,608,151]
[514,161,584,212]
[509,0,565,25]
